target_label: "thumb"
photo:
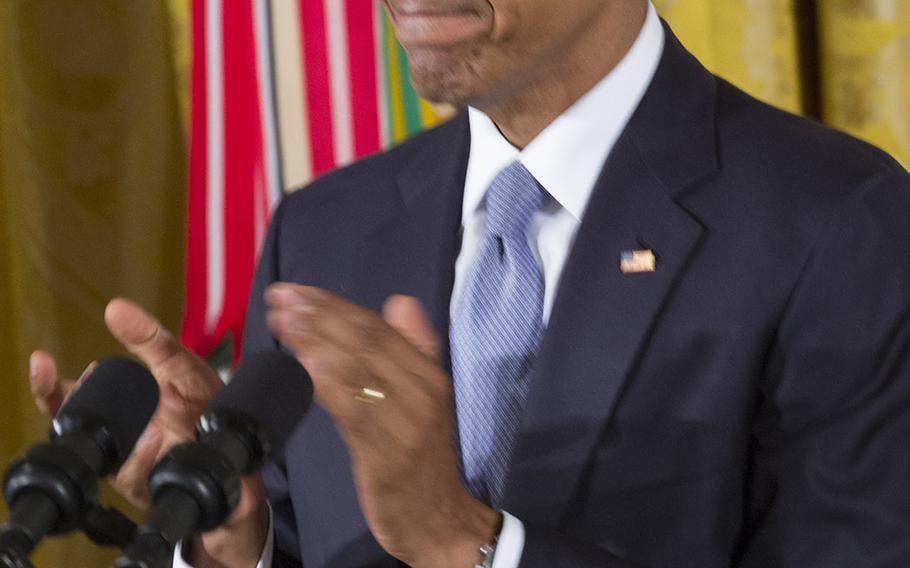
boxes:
[104,297,182,369]
[29,350,68,417]
[104,297,222,439]
[382,295,441,363]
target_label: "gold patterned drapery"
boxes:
[0,2,907,567]
[653,0,804,114]
[819,0,910,169]
[654,0,910,168]
[0,1,186,566]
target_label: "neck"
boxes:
[477,3,649,149]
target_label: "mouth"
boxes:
[387,2,491,47]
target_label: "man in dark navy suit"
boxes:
[31,1,910,566]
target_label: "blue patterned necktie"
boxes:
[451,161,545,507]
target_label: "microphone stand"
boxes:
[82,505,138,549]
[0,503,137,567]
[0,523,35,568]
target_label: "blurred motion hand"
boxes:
[29,298,270,568]
[266,285,500,568]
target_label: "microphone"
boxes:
[0,358,159,568]
[115,351,313,568]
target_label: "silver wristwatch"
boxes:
[475,537,497,568]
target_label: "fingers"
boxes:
[266,285,438,384]
[104,297,182,369]
[265,293,371,409]
[106,296,222,411]
[224,475,269,527]
[196,475,272,566]
[110,421,164,509]
[29,350,73,417]
[265,285,453,440]
[383,295,442,363]
[29,350,161,507]
[266,285,410,357]
[29,300,221,514]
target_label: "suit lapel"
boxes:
[503,26,720,525]
[352,113,470,365]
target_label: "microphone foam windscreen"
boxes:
[58,357,160,464]
[208,351,314,457]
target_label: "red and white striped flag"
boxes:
[182,0,445,363]
[182,0,281,362]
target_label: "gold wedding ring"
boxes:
[354,387,387,404]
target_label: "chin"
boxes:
[410,76,468,107]
[410,71,520,116]
[404,48,488,107]
[408,68,505,109]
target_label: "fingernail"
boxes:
[29,354,38,378]
[266,285,294,303]
[271,287,319,316]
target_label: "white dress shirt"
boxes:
[175,4,663,567]
[455,5,663,565]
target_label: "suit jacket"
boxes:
[241,24,910,568]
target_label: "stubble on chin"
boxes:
[403,45,487,107]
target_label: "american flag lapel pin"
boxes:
[620,249,656,273]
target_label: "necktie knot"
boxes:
[484,161,544,237]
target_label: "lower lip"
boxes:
[391,10,489,46]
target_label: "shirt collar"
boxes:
[463,2,665,223]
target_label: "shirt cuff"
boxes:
[171,505,516,568]
[172,504,275,568]
[491,510,525,568]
